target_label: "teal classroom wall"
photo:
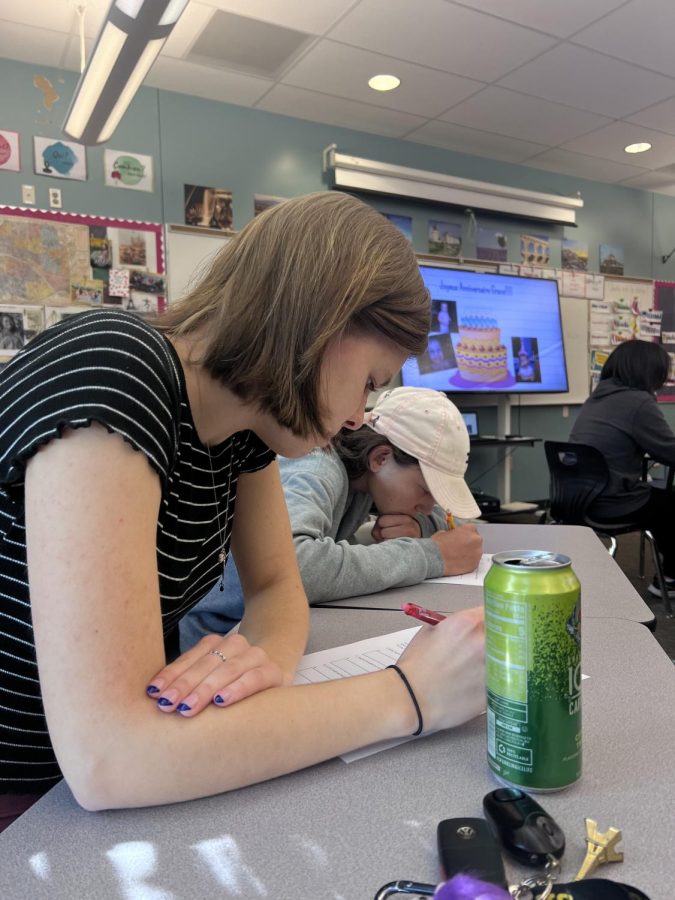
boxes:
[3,56,675,500]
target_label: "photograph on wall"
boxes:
[44,306,88,329]
[128,269,166,295]
[428,220,461,257]
[520,233,549,266]
[184,184,233,230]
[561,239,588,272]
[417,333,457,375]
[254,194,287,216]
[511,336,541,383]
[70,278,104,306]
[0,305,27,354]
[124,293,160,314]
[382,213,413,242]
[22,305,45,342]
[108,228,157,272]
[89,236,112,269]
[104,150,153,192]
[33,136,87,181]
[599,244,624,276]
[430,299,458,334]
[107,267,130,299]
[477,228,507,262]
[0,129,20,172]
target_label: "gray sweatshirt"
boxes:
[569,377,675,517]
[179,448,446,648]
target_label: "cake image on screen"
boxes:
[455,316,509,383]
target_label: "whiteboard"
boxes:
[165,224,232,304]
[520,294,589,406]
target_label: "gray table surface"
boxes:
[1,612,672,899]
[319,523,656,626]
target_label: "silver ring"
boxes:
[208,649,227,664]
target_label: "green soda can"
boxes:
[484,550,581,791]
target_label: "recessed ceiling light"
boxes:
[624,142,652,154]
[368,74,401,92]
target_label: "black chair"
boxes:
[543,440,672,618]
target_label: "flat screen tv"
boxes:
[401,265,569,394]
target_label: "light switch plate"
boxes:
[48,187,62,209]
[22,184,36,205]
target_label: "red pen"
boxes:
[401,601,447,626]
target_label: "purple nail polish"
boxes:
[146,685,160,694]
[176,703,191,712]
[214,694,225,705]
[157,697,174,707]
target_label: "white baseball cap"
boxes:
[364,387,480,519]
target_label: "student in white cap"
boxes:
[181,386,482,647]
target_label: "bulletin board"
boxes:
[0,205,164,362]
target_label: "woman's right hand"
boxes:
[394,606,485,733]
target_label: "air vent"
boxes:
[188,10,313,78]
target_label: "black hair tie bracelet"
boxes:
[387,664,423,736]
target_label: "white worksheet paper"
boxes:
[425,553,493,585]
[293,627,423,762]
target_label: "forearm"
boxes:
[296,535,443,602]
[70,667,413,810]
[237,576,309,676]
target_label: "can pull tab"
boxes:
[503,554,557,567]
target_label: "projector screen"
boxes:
[401,265,569,394]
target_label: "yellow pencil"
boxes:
[446,512,456,530]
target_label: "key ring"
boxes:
[510,854,561,900]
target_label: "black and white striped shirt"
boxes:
[0,310,275,794]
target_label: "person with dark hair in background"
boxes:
[570,339,675,598]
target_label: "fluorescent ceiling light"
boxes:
[368,74,401,92]
[624,142,652,154]
[323,145,584,226]
[62,0,190,145]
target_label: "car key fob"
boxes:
[483,787,565,867]
[437,817,508,887]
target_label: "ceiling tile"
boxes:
[145,56,272,106]
[257,84,428,137]
[329,0,556,81]
[405,119,548,163]
[440,86,611,145]
[499,43,675,118]
[561,121,675,169]
[524,147,650,183]
[0,20,71,69]
[281,40,483,118]
[203,0,356,34]
[0,0,107,38]
[572,0,675,78]
[448,0,627,38]
[627,96,675,136]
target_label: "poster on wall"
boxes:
[520,233,549,266]
[382,213,412,242]
[104,149,154,192]
[599,244,624,276]
[254,194,287,216]
[654,281,675,401]
[477,227,507,262]
[184,184,233,230]
[0,129,20,172]
[428,220,461,257]
[561,239,588,271]
[33,136,87,180]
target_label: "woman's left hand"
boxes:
[146,633,286,717]
[371,513,422,541]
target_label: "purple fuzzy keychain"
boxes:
[434,874,511,900]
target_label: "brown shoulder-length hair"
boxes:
[332,425,418,480]
[153,192,430,438]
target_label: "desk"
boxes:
[469,435,541,504]
[0,613,672,898]
[322,523,655,627]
